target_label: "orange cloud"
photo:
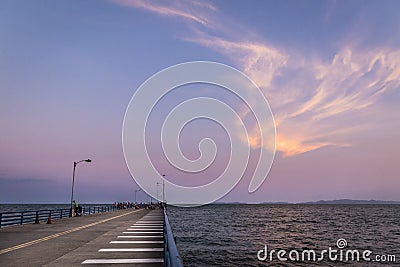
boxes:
[277,137,332,158]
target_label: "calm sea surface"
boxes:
[1,204,398,265]
[167,204,400,266]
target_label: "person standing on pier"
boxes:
[73,200,81,216]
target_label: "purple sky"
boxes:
[0,0,399,203]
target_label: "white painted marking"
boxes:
[82,258,164,264]
[99,248,163,252]
[123,231,163,234]
[136,223,163,225]
[110,240,163,244]
[118,235,163,238]
[130,226,163,227]
[130,224,164,228]
[132,226,163,228]
[125,229,163,231]
[132,225,163,227]
[127,228,163,231]
[135,223,163,224]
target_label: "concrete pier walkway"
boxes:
[0,208,164,266]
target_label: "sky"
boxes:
[0,0,399,204]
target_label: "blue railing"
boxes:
[164,207,184,267]
[0,205,116,228]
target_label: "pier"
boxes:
[0,207,183,266]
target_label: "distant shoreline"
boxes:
[215,199,400,205]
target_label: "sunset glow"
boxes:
[1,0,399,203]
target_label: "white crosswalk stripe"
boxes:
[82,258,164,264]
[81,210,164,265]
[117,238,163,239]
[123,231,163,234]
[110,241,163,244]
[99,248,163,252]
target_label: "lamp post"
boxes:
[70,159,92,217]
[162,174,165,203]
[134,189,142,203]
[157,174,166,203]
[156,183,160,200]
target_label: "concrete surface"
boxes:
[0,208,164,266]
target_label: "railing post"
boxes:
[0,213,2,228]
[21,212,24,225]
[47,210,52,224]
[35,211,39,224]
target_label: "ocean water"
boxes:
[167,204,400,266]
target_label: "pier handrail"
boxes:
[163,207,184,267]
[0,205,117,228]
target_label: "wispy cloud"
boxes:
[112,0,216,26]
[187,36,289,89]
[112,0,400,157]
[188,33,400,157]
[263,46,400,156]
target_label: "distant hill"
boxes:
[214,199,400,205]
[259,201,292,204]
[214,201,245,204]
[301,199,400,204]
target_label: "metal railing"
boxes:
[0,205,116,228]
[164,207,184,267]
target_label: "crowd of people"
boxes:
[113,201,164,210]
[70,200,164,217]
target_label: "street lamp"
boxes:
[70,159,92,217]
[134,189,142,203]
[157,174,166,203]
[162,174,165,203]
